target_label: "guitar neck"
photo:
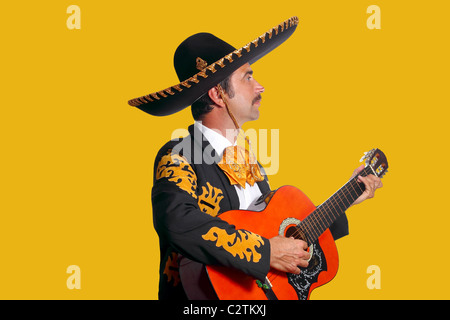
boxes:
[297,165,374,245]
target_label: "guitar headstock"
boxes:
[360,148,389,178]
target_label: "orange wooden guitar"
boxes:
[204,148,388,300]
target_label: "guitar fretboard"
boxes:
[297,166,373,245]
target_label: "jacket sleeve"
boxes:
[329,213,349,240]
[152,148,270,281]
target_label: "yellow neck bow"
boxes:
[218,145,264,188]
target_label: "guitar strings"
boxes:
[291,173,365,242]
[266,168,369,284]
[298,177,365,242]
[287,166,370,244]
[299,177,363,242]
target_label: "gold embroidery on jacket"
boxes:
[163,252,180,286]
[156,152,197,199]
[198,182,224,217]
[202,227,264,263]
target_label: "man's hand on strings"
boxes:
[269,235,310,274]
[350,164,383,206]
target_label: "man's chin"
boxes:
[250,110,260,121]
[241,110,260,125]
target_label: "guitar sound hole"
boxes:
[285,226,306,242]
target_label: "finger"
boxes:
[374,177,383,189]
[299,240,308,250]
[297,259,308,268]
[284,258,302,274]
[284,253,309,267]
[303,250,311,261]
[360,174,382,186]
[289,238,308,252]
[292,256,308,269]
[358,175,375,198]
[291,265,301,274]
[351,164,365,179]
[272,260,300,274]
[295,248,311,263]
[358,175,373,192]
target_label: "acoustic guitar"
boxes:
[180,149,388,300]
[202,148,389,300]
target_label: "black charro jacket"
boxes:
[151,124,348,299]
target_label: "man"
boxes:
[128,17,382,299]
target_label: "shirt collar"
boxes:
[194,121,234,157]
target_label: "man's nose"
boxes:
[255,80,265,93]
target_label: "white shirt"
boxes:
[194,121,263,210]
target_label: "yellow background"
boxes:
[1,0,449,299]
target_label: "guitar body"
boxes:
[200,149,389,300]
[206,185,339,300]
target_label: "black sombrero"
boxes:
[128,16,299,116]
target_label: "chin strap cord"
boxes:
[216,84,240,131]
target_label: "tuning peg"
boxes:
[359,151,369,163]
[359,152,367,162]
[360,149,375,163]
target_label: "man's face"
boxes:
[225,63,265,126]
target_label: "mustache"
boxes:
[252,94,262,105]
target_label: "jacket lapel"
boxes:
[188,125,240,212]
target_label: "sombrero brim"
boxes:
[128,16,299,116]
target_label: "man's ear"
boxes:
[207,86,226,108]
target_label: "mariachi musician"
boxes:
[128,16,383,300]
